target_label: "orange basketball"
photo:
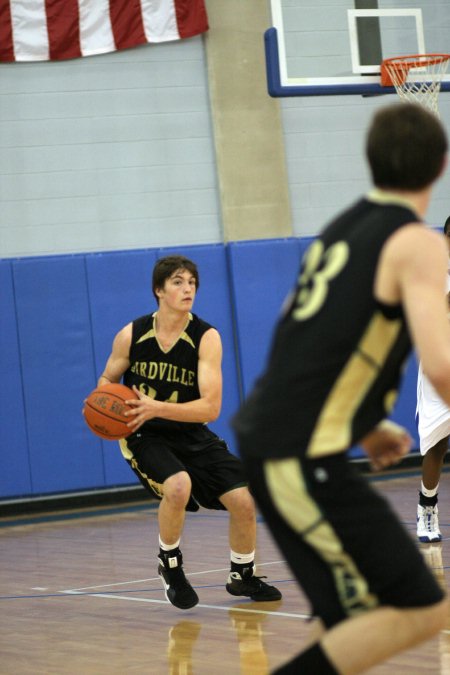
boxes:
[83,383,138,440]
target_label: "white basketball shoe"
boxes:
[417,504,442,543]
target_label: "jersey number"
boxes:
[138,383,179,403]
[293,239,349,321]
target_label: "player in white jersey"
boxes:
[416,215,450,542]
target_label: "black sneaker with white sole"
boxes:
[226,571,282,602]
[158,551,199,610]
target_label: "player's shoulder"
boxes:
[132,313,153,328]
[198,323,222,355]
[111,322,133,355]
[187,313,220,347]
[389,223,444,247]
[386,223,447,265]
[118,314,153,340]
[191,313,217,334]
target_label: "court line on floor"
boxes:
[4,586,450,636]
[62,560,287,593]
[56,590,450,636]
[61,589,309,619]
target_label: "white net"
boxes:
[381,54,450,117]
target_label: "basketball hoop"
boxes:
[381,53,450,116]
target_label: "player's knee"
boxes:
[164,471,192,508]
[242,491,257,520]
[225,487,256,521]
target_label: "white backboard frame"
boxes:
[266,0,450,96]
[348,9,425,75]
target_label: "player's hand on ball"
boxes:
[125,386,161,430]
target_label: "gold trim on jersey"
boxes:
[180,331,195,349]
[136,327,156,344]
[367,189,420,217]
[137,312,196,353]
[264,458,378,615]
[307,311,402,457]
[119,439,164,499]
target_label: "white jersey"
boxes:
[416,266,450,455]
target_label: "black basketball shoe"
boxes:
[226,570,282,602]
[158,550,199,610]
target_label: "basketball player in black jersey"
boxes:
[98,255,281,610]
[233,103,450,674]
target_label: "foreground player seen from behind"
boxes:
[98,255,281,610]
[233,103,450,674]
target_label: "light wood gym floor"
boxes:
[1,469,449,674]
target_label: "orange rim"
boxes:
[381,53,450,87]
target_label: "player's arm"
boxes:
[98,323,132,387]
[382,225,450,404]
[362,225,450,470]
[125,327,223,430]
[360,420,412,471]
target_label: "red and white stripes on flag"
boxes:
[0,0,209,62]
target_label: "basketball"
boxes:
[83,383,139,440]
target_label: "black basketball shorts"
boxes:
[243,453,445,628]
[120,428,247,511]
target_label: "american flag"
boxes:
[0,0,209,62]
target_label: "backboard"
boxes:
[266,0,450,96]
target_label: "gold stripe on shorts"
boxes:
[119,438,164,499]
[264,457,378,616]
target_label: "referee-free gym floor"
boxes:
[1,469,450,674]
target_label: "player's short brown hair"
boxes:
[152,255,199,303]
[366,103,448,190]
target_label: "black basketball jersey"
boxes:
[233,193,420,459]
[123,311,213,433]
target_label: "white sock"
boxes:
[230,550,255,566]
[421,481,439,499]
[159,535,180,552]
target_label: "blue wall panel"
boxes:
[13,256,105,494]
[158,244,241,454]
[85,249,158,485]
[228,238,304,396]
[1,238,422,500]
[0,261,32,497]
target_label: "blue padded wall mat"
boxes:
[227,238,306,397]
[1,236,423,499]
[228,237,419,461]
[158,244,241,454]
[0,260,32,497]
[12,256,105,494]
[85,249,158,485]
